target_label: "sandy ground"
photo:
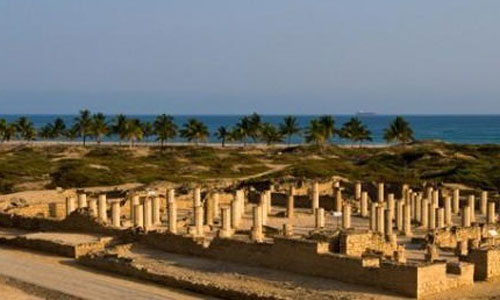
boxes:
[0,245,215,300]
[0,280,43,300]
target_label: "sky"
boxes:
[0,1,499,115]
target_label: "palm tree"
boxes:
[153,114,177,148]
[65,124,80,141]
[124,119,144,148]
[39,124,55,140]
[0,119,7,142]
[16,117,36,142]
[339,117,372,147]
[91,113,109,145]
[261,123,283,145]
[234,116,251,146]
[318,115,335,143]
[74,109,92,146]
[229,127,245,146]
[384,116,414,145]
[141,121,154,143]
[52,117,66,139]
[215,126,229,147]
[112,114,128,143]
[180,118,209,145]
[279,116,300,145]
[248,113,262,143]
[2,123,17,142]
[305,119,327,146]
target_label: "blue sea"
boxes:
[1,114,500,145]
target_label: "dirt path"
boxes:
[0,246,215,300]
[237,164,289,180]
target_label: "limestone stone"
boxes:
[437,208,445,229]
[283,223,294,237]
[218,207,233,238]
[487,202,496,224]
[468,195,476,222]
[360,191,368,217]
[378,182,384,203]
[315,208,325,229]
[111,200,121,227]
[342,203,351,229]
[98,194,107,222]
[444,196,452,226]
[287,187,295,219]
[194,187,202,207]
[152,196,161,225]
[312,182,319,212]
[194,205,204,237]
[453,188,460,213]
[130,195,140,221]
[168,189,177,234]
[335,189,343,212]
[65,197,76,217]
[403,204,412,237]
[480,191,488,216]
[259,193,268,225]
[77,193,87,208]
[355,182,362,200]
[462,206,471,227]
[421,198,429,228]
[143,197,152,230]
[134,204,144,228]
[395,200,403,231]
[88,199,97,217]
[376,205,385,234]
[387,194,395,221]
[250,205,264,242]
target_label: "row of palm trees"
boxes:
[0,110,414,147]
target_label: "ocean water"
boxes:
[0,114,499,145]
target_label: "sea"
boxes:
[0,114,499,145]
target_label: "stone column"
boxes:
[376,205,385,234]
[287,187,295,219]
[65,197,76,217]
[205,194,215,226]
[370,203,377,231]
[77,193,87,208]
[265,190,272,214]
[134,204,144,228]
[456,240,468,256]
[462,206,471,227]
[453,188,460,213]
[194,187,202,207]
[213,192,220,219]
[480,191,488,216]
[387,194,395,221]
[218,207,233,238]
[194,205,204,237]
[342,203,351,229]
[259,193,268,225]
[426,187,433,205]
[312,182,319,212]
[396,200,404,231]
[87,199,97,217]
[231,199,241,229]
[236,189,245,217]
[421,198,429,228]
[315,208,325,229]
[98,194,107,222]
[437,208,445,229]
[378,182,384,203]
[152,196,161,225]
[168,189,177,234]
[355,182,362,200]
[403,203,412,237]
[251,205,264,242]
[487,202,496,224]
[283,223,293,237]
[335,188,343,212]
[143,197,152,230]
[440,196,450,226]
[360,191,368,217]
[468,195,476,222]
[130,195,139,222]
[415,194,422,223]
[385,209,393,237]
[432,190,440,207]
[428,204,436,230]
[111,201,120,227]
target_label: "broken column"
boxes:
[77,193,87,208]
[462,206,471,227]
[376,205,385,234]
[378,182,384,203]
[360,191,368,217]
[265,190,272,214]
[213,192,220,219]
[415,193,422,223]
[335,188,343,212]
[385,209,393,237]
[453,188,460,213]
[421,198,429,228]
[312,181,319,212]
[287,187,295,219]
[98,194,107,222]
[193,205,204,237]
[250,205,264,242]
[444,196,452,226]
[205,194,215,226]
[387,193,395,221]
[487,202,496,224]
[152,196,161,225]
[218,207,233,238]
[143,197,152,230]
[425,244,439,262]
[236,189,245,218]
[315,208,325,229]
[437,208,445,229]
[231,199,241,229]
[481,191,488,216]
[167,189,177,234]
[355,181,362,200]
[342,203,351,229]
[88,199,97,217]
[468,195,476,222]
[432,190,440,207]
[194,187,202,207]
[395,200,403,231]
[65,197,76,217]
[428,203,436,230]
[283,223,293,237]
[130,195,139,222]
[370,202,377,231]
[259,193,268,225]
[111,200,120,227]
[134,204,144,228]
[403,203,412,237]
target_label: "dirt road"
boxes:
[0,246,213,300]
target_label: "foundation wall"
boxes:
[339,231,395,257]
[463,248,500,281]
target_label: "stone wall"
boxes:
[339,230,395,257]
[462,248,500,281]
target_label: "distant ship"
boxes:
[355,111,376,116]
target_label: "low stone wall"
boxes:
[139,232,474,298]
[339,230,395,257]
[433,225,500,248]
[462,247,500,281]
[78,254,283,300]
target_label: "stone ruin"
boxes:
[3,180,500,298]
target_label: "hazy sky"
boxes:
[1,1,499,114]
